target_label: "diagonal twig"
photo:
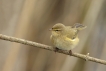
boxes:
[0,34,106,65]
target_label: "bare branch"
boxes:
[0,34,106,65]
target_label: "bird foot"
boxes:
[69,50,73,56]
[54,47,59,52]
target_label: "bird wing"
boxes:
[65,26,78,39]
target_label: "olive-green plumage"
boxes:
[50,23,86,50]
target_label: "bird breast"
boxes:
[50,35,79,50]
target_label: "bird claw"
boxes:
[54,47,59,52]
[69,50,72,56]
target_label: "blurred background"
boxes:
[0,0,106,71]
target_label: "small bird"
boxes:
[50,23,86,54]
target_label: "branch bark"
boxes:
[0,34,106,65]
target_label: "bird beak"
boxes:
[49,29,52,31]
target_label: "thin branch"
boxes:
[0,34,106,65]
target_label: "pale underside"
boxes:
[50,35,79,50]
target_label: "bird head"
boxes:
[50,23,66,36]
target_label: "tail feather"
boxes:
[72,23,87,30]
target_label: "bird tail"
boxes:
[72,23,87,30]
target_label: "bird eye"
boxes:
[55,30,59,31]
[55,29,61,31]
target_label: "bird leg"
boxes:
[54,47,59,52]
[69,50,73,56]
